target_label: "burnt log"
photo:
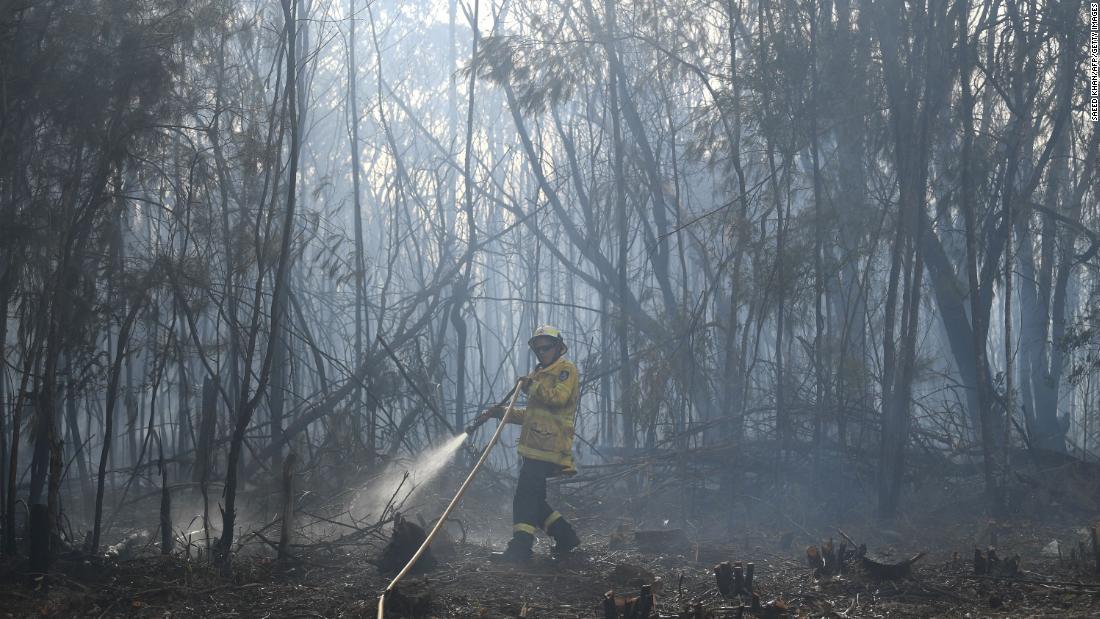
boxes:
[861,552,924,580]
[634,528,689,553]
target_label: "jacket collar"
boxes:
[537,355,568,373]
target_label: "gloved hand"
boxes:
[466,405,505,434]
[517,375,534,393]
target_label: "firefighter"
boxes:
[470,325,582,562]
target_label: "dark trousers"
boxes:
[513,458,558,533]
[507,458,578,554]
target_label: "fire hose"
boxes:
[376,377,526,619]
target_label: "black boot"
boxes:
[491,531,533,563]
[547,518,581,555]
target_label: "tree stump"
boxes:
[714,562,734,596]
[379,512,437,574]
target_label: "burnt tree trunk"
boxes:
[278,453,297,562]
[91,298,144,553]
[159,441,172,555]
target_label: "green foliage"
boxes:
[472,34,592,115]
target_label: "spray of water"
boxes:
[351,433,469,519]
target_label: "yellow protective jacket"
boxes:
[507,356,579,474]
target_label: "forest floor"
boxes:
[2,468,1100,618]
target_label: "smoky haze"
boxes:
[0,0,1097,602]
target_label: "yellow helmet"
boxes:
[529,324,566,351]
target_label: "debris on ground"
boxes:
[378,512,436,574]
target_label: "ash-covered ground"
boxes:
[2,461,1100,618]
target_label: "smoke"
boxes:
[350,433,469,520]
[93,433,473,555]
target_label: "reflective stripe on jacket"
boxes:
[510,357,579,473]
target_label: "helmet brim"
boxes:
[528,335,567,355]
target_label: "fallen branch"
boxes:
[963,574,1100,589]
